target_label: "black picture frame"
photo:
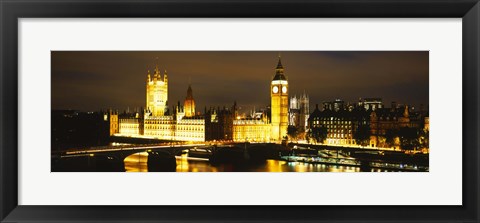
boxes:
[1,0,479,222]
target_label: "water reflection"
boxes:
[176,153,220,172]
[124,152,148,172]
[124,152,360,172]
[259,160,359,172]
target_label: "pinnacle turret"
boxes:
[273,54,287,81]
[276,55,283,69]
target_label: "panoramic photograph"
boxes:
[51,51,429,172]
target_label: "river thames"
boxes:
[124,152,399,172]
[52,143,428,172]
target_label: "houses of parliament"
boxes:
[107,56,310,142]
[104,55,428,150]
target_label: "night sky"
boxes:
[51,51,429,113]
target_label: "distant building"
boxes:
[308,100,428,149]
[308,104,369,145]
[323,99,344,112]
[358,98,383,111]
[370,105,427,148]
[289,96,300,127]
[289,92,309,132]
[299,93,310,132]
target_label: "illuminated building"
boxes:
[289,96,300,126]
[119,114,142,136]
[174,116,205,142]
[146,64,168,117]
[143,115,175,140]
[270,56,289,140]
[184,85,196,117]
[370,105,411,137]
[104,110,119,136]
[309,100,428,149]
[298,92,309,132]
[233,110,271,142]
[168,100,205,141]
[233,121,271,142]
[116,56,297,143]
[144,86,205,142]
[230,56,290,142]
[118,62,206,142]
[308,104,368,145]
[289,92,309,133]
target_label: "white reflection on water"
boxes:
[176,153,219,172]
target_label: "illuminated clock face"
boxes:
[272,86,279,93]
[282,86,287,93]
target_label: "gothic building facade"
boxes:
[146,66,168,116]
[270,57,289,140]
[289,92,309,132]
[115,56,291,142]
[117,64,205,142]
[184,85,196,117]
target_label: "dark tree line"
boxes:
[353,125,371,146]
[306,126,328,144]
[353,125,429,150]
[287,125,299,142]
[387,127,428,151]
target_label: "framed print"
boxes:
[1,0,479,222]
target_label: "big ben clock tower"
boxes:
[271,56,289,141]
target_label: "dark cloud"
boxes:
[51,51,429,113]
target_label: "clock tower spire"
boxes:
[270,55,289,141]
